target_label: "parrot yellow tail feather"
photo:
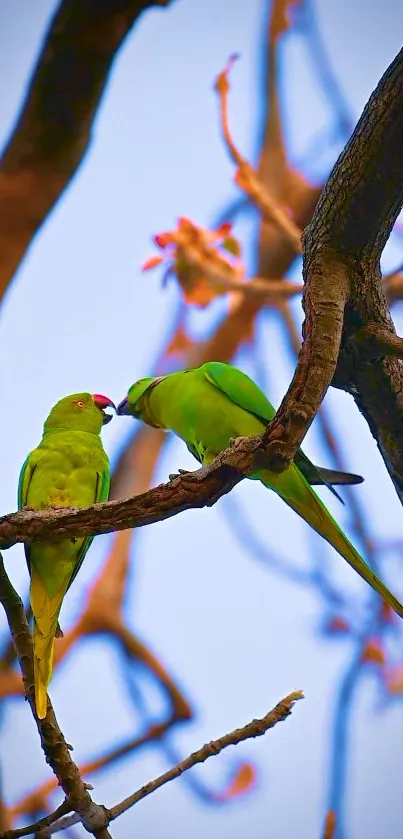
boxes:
[30,568,65,719]
[33,633,51,719]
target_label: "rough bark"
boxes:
[262,47,403,503]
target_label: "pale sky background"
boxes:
[1,2,403,838]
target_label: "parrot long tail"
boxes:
[258,469,403,619]
[30,567,65,719]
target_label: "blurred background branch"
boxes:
[0,0,172,306]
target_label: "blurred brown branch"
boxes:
[1,800,70,839]
[37,691,303,835]
[142,216,303,307]
[215,54,303,254]
[0,0,172,306]
[322,811,336,839]
[383,263,403,303]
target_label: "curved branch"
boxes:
[43,691,304,835]
[258,47,403,501]
[0,438,262,547]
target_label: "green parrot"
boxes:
[117,361,403,618]
[18,392,115,718]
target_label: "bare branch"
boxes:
[383,264,403,303]
[214,56,302,253]
[348,322,403,360]
[0,434,273,549]
[111,690,303,819]
[0,0,173,305]
[0,769,10,835]
[1,800,71,839]
[322,811,336,839]
[46,691,304,834]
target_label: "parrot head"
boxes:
[117,377,161,419]
[44,393,116,434]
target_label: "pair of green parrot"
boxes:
[19,362,403,718]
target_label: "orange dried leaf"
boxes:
[326,616,350,634]
[323,811,336,839]
[178,216,194,230]
[142,255,164,272]
[166,326,194,358]
[184,280,217,308]
[380,601,397,625]
[269,0,302,44]
[216,762,256,801]
[386,665,403,695]
[154,232,173,249]
[175,258,218,307]
[215,221,233,238]
[361,638,386,666]
[222,235,242,257]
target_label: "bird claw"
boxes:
[55,623,64,639]
[169,468,190,481]
[195,464,211,480]
[229,435,248,449]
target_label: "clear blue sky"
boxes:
[1,2,403,838]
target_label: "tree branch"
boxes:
[44,691,304,835]
[0,556,112,839]
[0,438,265,547]
[110,690,303,820]
[256,47,403,499]
[215,55,302,254]
[0,0,172,305]
[0,800,71,839]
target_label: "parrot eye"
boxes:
[76,400,85,408]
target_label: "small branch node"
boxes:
[350,322,403,360]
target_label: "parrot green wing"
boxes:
[186,441,203,462]
[18,452,40,576]
[18,454,37,511]
[203,362,345,499]
[64,466,110,593]
[203,362,276,424]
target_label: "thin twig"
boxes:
[44,691,304,834]
[214,55,302,253]
[0,800,71,839]
[111,690,303,818]
[173,235,303,297]
[322,811,336,839]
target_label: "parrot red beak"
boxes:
[92,394,116,425]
